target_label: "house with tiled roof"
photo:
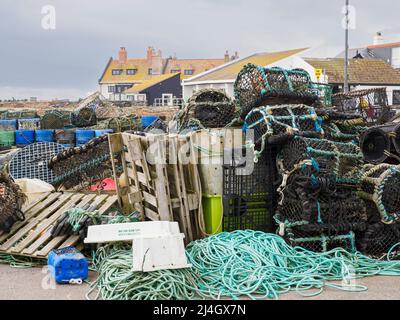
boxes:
[303,58,400,105]
[182,48,309,100]
[98,47,231,103]
[336,32,400,69]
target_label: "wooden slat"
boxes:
[0,193,74,251]
[10,194,85,253]
[142,191,158,207]
[23,194,96,255]
[36,194,115,257]
[144,207,160,221]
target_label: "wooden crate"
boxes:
[0,192,118,258]
[109,132,204,242]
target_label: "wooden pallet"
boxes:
[0,192,118,258]
[109,132,204,242]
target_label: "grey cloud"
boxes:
[0,0,399,100]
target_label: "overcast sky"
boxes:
[0,0,399,100]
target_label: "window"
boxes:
[184,69,194,75]
[393,90,400,105]
[171,69,180,73]
[108,86,115,93]
[126,69,137,75]
[392,48,400,69]
[112,69,122,75]
[148,68,153,75]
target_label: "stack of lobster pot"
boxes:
[236,63,370,253]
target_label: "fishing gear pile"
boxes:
[176,89,236,131]
[49,135,114,190]
[0,172,26,233]
[360,123,400,164]
[332,87,391,125]
[234,64,319,119]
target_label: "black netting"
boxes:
[177,89,236,130]
[356,222,400,258]
[41,110,72,129]
[0,173,26,233]
[49,135,114,190]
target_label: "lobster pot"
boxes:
[0,119,17,131]
[0,131,15,148]
[359,164,400,224]
[106,116,142,133]
[277,180,367,234]
[17,118,41,130]
[41,110,72,129]
[244,104,322,145]
[71,107,97,127]
[234,64,318,119]
[360,123,399,164]
[279,136,363,183]
[55,129,76,148]
[15,130,35,146]
[177,89,236,130]
[75,129,95,146]
[35,129,55,143]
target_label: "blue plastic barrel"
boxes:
[15,130,35,146]
[141,115,159,129]
[35,129,55,143]
[0,119,17,131]
[94,129,113,137]
[75,129,95,146]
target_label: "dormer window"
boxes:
[112,69,122,75]
[171,69,181,73]
[184,69,194,75]
[148,68,153,75]
[126,69,138,75]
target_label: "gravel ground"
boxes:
[1,264,400,300]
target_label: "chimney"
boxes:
[373,32,384,45]
[147,46,156,62]
[224,50,230,63]
[118,47,127,64]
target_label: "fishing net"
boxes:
[356,221,400,259]
[0,172,26,233]
[234,64,319,119]
[41,110,72,129]
[71,106,97,127]
[358,164,400,224]
[244,104,323,146]
[49,135,115,190]
[322,123,360,143]
[360,123,400,164]
[278,136,363,183]
[177,89,236,130]
[332,87,392,124]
